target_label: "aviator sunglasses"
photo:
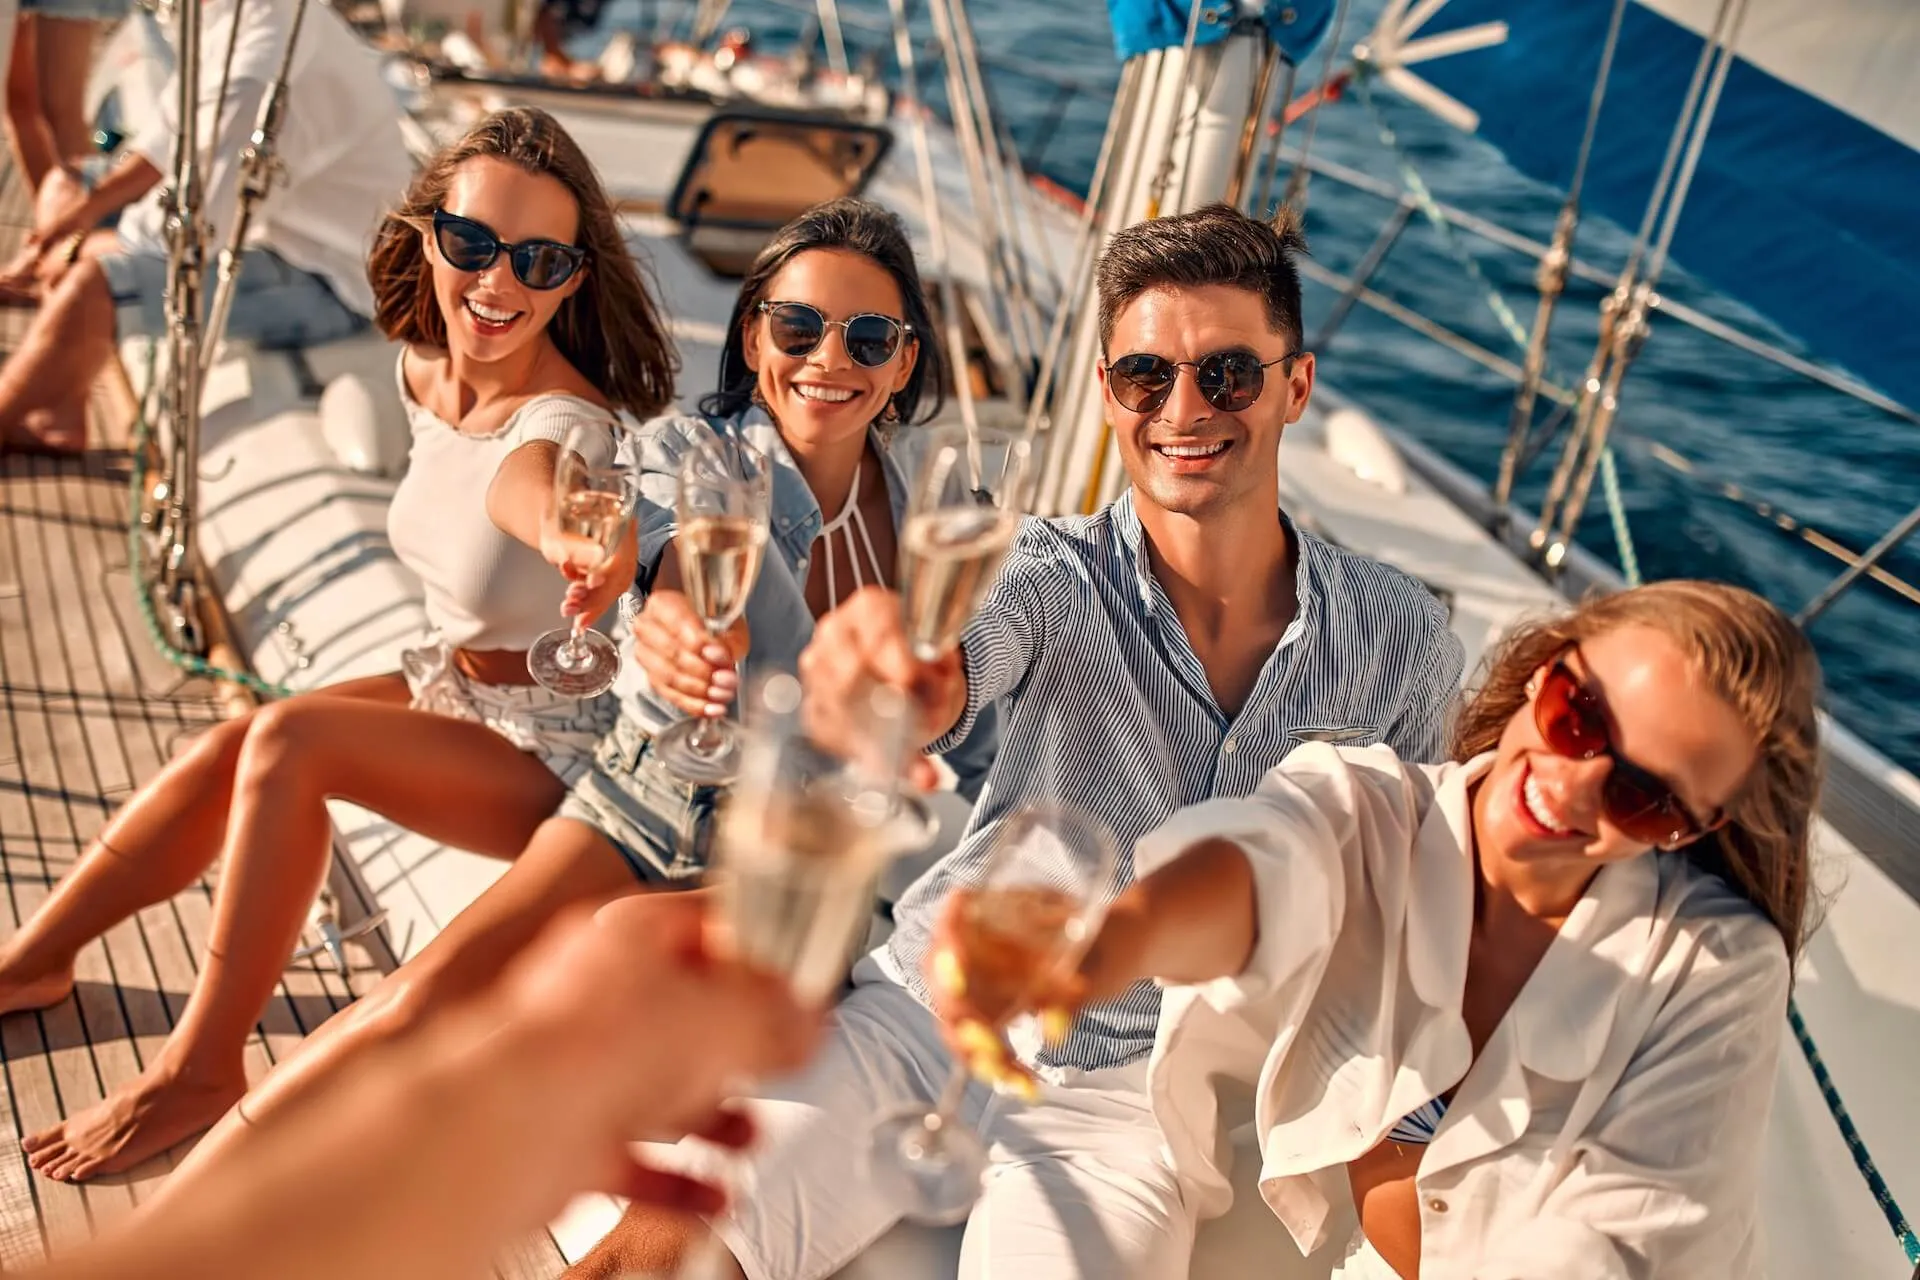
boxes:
[1532,653,1713,847]
[757,300,911,368]
[1104,349,1304,414]
[425,209,586,291]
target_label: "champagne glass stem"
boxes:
[921,1061,970,1141]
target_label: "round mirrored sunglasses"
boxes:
[1104,350,1303,414]
[758,300,910,369]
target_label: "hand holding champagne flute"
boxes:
[898,423,1035,661]
[792,425,1034,792]
[651,434,774,785]
[865,802,1117,1225]
[528,422,640,698]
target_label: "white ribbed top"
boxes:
[386,357,618,651]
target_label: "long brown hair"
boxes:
[1452,580,1823,961]
[367,107,677,418]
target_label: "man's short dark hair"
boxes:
[1095,203,1308,354]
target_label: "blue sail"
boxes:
[1106,0,1337,65]
[1393,0,1920,413]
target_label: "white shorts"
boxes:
[665,954,1196,1280]
[399,637,615,787]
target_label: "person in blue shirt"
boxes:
[143,196,999,1193]
[586,202,1467,1280]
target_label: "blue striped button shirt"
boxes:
[885,490,1466,1072]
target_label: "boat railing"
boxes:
[1266,141,1920,627]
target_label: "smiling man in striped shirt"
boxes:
[579,203,1464,1280]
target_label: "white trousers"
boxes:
[693,954,1196,1280]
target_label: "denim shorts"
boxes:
[99,248,369,350]
[556,714,720,885]
[22,0,131,21]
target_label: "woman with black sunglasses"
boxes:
[138,198,1000,1200]
[4,107,677,1184]
[928,579,1820,1280]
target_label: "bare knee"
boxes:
[181,711,255,771]
[335,962,453,1049]
[234,698,329,785]
[41,258,115,346]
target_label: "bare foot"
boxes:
[0,243,42,291]
[21,1066,247,1182]
[0,965,76,1017]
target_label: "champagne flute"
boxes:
[898,423,1036,662]
[671,673,923,1280]
[865,801,1116,1225]
[709,672,920,999]
[651,434,774,786]
[527,422,639,698]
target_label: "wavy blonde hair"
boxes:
[1452,580,1823,961]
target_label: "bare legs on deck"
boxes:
[0,674,573,1180]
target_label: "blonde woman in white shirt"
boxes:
[933,580,1819,1280]
[0,107,677,1183]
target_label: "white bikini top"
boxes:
[815,460,889,610]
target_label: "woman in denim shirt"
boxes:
[156,199,998,1180]
[568,197,996,881]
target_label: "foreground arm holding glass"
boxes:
[932,580,1819,1280]
[36,895,817,1280]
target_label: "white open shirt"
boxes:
[1137,743,1789,1280]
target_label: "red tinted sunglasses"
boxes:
[1534,656,1711,847]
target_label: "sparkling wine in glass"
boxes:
[865,802,1116,1224]
[898,424,1034,662]
[709,673,921,1001]
[527,423,637,698]
[670,674,925,1280]
[651,434,773,785]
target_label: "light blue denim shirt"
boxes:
[617,407,998,800]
